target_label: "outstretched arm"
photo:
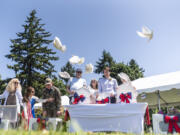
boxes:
[32,96,47,103]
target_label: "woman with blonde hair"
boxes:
[0,78,23,119]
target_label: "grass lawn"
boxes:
[0,130,157,135]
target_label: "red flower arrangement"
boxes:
[36,117,49,130]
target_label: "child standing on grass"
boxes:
[22,87,34,130]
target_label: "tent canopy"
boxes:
[132,71,180,108]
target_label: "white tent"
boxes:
[132,71,180,108]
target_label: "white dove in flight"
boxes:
[78,57,85,64]
[59,71,71,79]
[85,63,94,73]
[53,37,66,52]
[137,26,153,41]
[69,55,85,65]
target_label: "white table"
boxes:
[29,118,62,131]
[65,103,148,134]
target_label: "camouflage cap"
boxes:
[45,78,52,85]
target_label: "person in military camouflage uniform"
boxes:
[42,78,61,117]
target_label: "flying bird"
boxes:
[69,55,85,65]
[85,63,94,73]
[53,37,66,52]
[78,57,85,64]
[59,71,71,79]
[137,26,153,41]
[69,56,80,64]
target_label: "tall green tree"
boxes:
[52,77,67,95]
[110,60,144,85]
[0,75,7,94]
[60,62,75,83]
[95,51,145,85]
[95,50,116,74]
[127,59,144,80]
[110,62,132,85]
[5,10,59,97]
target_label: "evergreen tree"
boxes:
[127,59,144,80]
[0,75,7,94]
[60,62,75,83]
[52,77,67,95]
[95,51,144,84]
[5,10,59,97]
[110,62,131,85]
[111,60,144,84]
[95,50,116,74]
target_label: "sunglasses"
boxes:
[76,71,82,74]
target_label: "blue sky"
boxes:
[0,0,180,84]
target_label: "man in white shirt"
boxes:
[98,67,118,103]
[66,68,87,103]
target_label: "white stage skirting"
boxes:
[153,114,167,134]
[65,103,148,134]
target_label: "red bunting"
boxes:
[73,95,85,104]
[164,115,180,133]
[120,93,131,103]
[145,106,151,126]
[103,97,109,103]
[64,110,70,121]
[96,97,109,104]
[96,101,103,104]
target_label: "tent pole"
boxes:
[157,90,161,110]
